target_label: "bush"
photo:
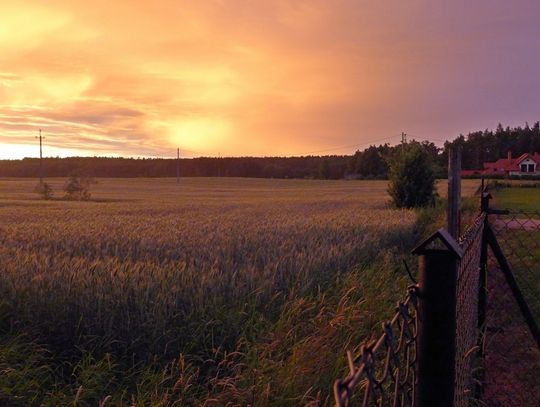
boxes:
[33,182,54,200]
[387,144,436,208]
[63,176,94,201]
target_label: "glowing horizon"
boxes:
[1,1,540,159]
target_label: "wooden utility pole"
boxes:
[401,132,407,154]
[447,146,462,238]
[36,129,45,184]
[176,148,180,183]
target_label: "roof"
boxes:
[482,153,540,173]
[462,152,540,175]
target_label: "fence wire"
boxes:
[489,209,540,322]
[455,213,486,407]
[333,214,486,407]
[483,209,540,406]
[333,206,540,407]
[333,286,418,407]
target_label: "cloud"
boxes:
[1,0,540,158]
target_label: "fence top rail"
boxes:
[458,212,486,248]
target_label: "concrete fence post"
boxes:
[412,229,463,407]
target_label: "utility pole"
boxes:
[176,148,180,183]
[35,129,45,184]
[401,132,407,154]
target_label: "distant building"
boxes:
[462,151,540,177]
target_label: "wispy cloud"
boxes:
[1,0,540,158]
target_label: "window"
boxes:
[521,163,536,172]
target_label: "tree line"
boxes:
[0,142,440,179]
[1,122,539,179]
[0,156,350,179]
[443,122,540,170]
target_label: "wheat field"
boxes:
[0,178,478,406]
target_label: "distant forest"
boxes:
[445,122,540,170]
[1,122,539,179]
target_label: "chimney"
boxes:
[507,151,512,160]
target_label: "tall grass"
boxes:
[0,178,454,405]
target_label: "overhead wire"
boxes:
[172,133,452,159]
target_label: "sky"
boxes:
[1,0,540,159]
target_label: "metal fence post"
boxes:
[448,146,462,238]
[478,192,491,333]
[413,229,463,407]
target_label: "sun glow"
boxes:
[166,118,233,155]
[0,1,539,158]
[0,143,89,159]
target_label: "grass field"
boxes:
[491,186,540,211]
[0,177,479,406]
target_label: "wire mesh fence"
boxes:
[481,257,540,407]
[333,287,418,407]
[489,209,540,322]
[455,213,486,407]
[483,209,540,406]
[333,214,487,407]
[332,197,540,407]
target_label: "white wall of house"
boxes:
[509,158,539,175]
[519,158,537,173]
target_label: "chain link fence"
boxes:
[489,209,540,322]
[333,288,418,406]
[333,213,487,406]
[332,196,540,407]
[455,213,486,406]
[483,209,540,406]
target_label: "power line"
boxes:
[172,133,450,159]
[406,133,449,144]
[296,134,402,156]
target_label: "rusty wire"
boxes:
[333,286,418,407]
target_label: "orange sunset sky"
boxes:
[1,0,540,159]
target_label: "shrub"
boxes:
[387,144,436,208]
[63,176,94,201]
[33,182,54,200]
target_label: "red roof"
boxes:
[484,153,539,171]
[464,152,540,175]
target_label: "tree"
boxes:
[63,176,93,200]
[34,182,54,200]
[387,144,436,208]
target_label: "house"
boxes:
[464,151,540,177]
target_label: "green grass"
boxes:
[0,177,474,405]
[492,187,540,211]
